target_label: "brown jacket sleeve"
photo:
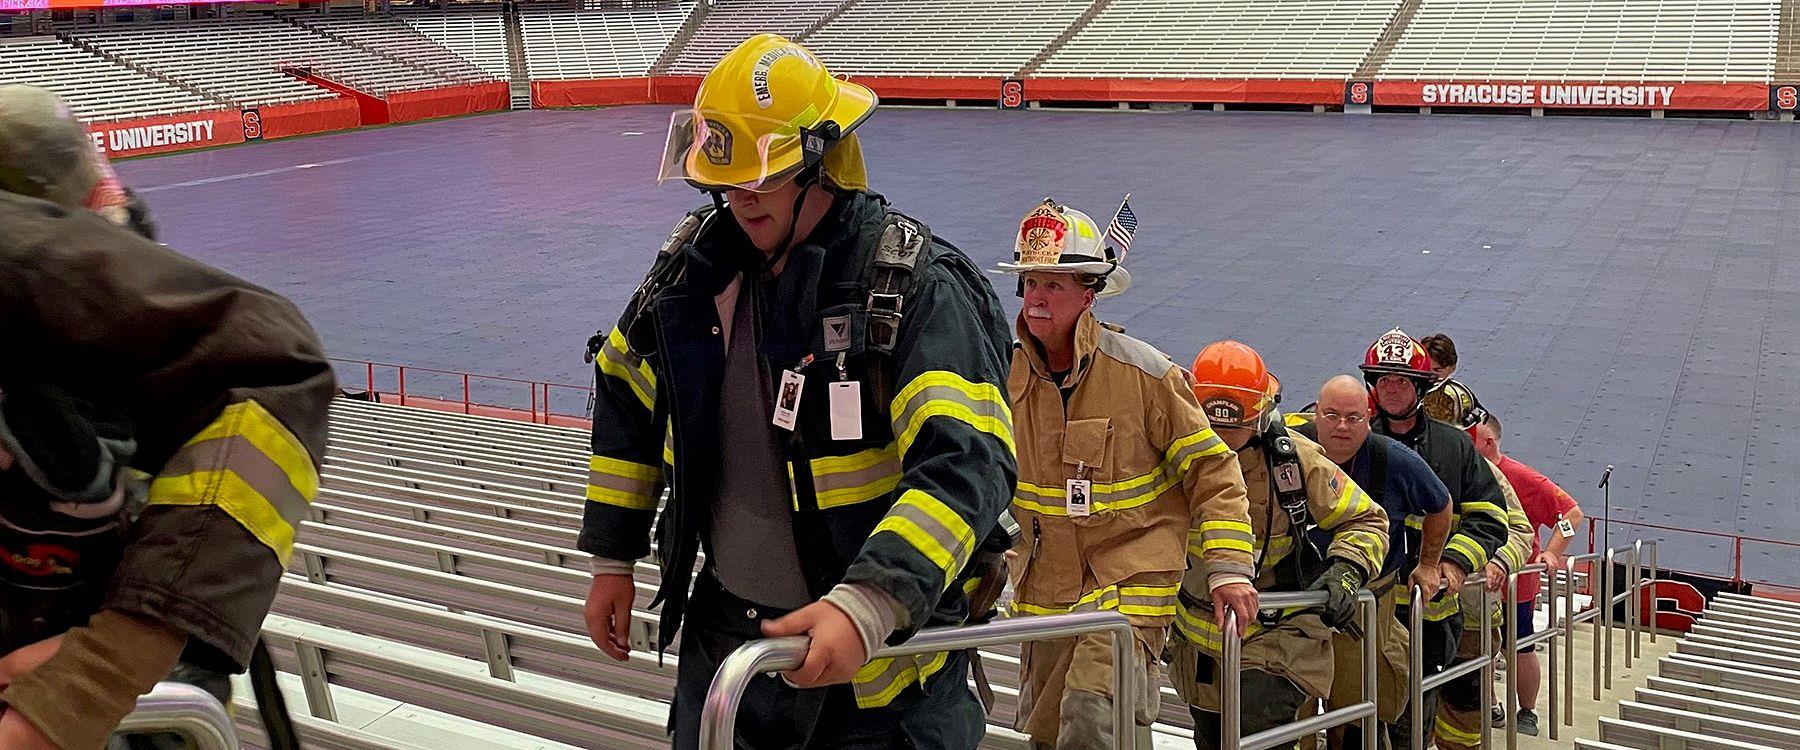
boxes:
[1153,366,1256,588]
[1,196,334,666]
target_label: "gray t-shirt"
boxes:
[709,276,813,609]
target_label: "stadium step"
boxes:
[1353,0,1424,79]
[1779,0,1800,80]
[1017,0,1116,76]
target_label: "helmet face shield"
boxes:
[657,108,811,193]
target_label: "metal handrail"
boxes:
[1220,589,1380,750]
[1409,570,1491,750]
[698,611,1136,750]
[1601,544,1639,691]
[1503,563,1562,749]
[112,681,240,750]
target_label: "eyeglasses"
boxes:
[1318,412,1368,426]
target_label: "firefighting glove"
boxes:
[1307,559,1365,633]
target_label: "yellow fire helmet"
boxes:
[658,34,877,193]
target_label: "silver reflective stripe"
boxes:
[159,435,310,529]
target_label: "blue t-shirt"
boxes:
[1306,431,1450,577]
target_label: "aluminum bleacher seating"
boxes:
[1377,0,1780,83]
[63,16,460,104]
[518,2,696,80]
[662,0,842,75]
[1036,0,1403,79]
[285,12,500,84]
[798,0,1091,77]
[0,35,220,121]
[396,6,512,79]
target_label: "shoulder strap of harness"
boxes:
[862,208,932,409]
[1261,416,1327,588]
[585,206,712,365]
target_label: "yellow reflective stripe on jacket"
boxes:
[1445,534,1489,570]
[146,400,318,565]
[1166,427,1230,474]
[1011,429,1227,517]
[1009,582,1180,618]
[1317,479,1373,528]
[1393,586,1464,620]
[852,651,950,708]
[1199,519,1256,554]
[872,489,976,588]
[1336,528,1386,571]
[1404,514,1423,530]
[1499,507,1532,571]
[889,370,1014,456]
[1460,501,1506,519]
[1173,602,1319,652]
[587,455,661,511]
[803,444,902,510]
[596,327,656,412]
[662,421,675,467]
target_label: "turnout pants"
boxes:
[671,574,986,750]
[1387,609,1461,750]
[1321,581,1410,750]
[1015,626,1165,750]
[1433,624,1499,750]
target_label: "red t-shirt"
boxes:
[1496,455,1579,600]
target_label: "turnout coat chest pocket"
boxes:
[1062,418,1112,481]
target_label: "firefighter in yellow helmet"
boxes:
[582,36,1016,749]
[1170,341,1389,750]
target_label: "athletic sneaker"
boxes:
[1491,704,1507,727]
[1518,708,1540,736]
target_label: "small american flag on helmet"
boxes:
[1106,195,1136,259]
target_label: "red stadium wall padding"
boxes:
[1030,78,1343,104]
[848,76,1001,100]
[534,78,656,107]
[652,76,704,103]
[87,109,244,159]
[259,97,362,140]
[1373,81,1771,111]
[388,82,510,123]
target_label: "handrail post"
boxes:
[1222,610,1241,750]
[1504,571,1520,750]
[365,361,374,396]
[1478,572,1493,750]
[463,374,471,414]
[1112,618,1136,750]
[1732,537,1743,588]
[1628,541,1641,664]
[1546,561,1559,742]
[398,365,408,406]
[1410,583,1425,750]
[1360,590,1379,750]
[1647,541,1658,644]
[1565,556,1578,718]
[1598,548,1612,698]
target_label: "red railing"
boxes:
[332,358,594,428]
[1587,516,1800,591]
